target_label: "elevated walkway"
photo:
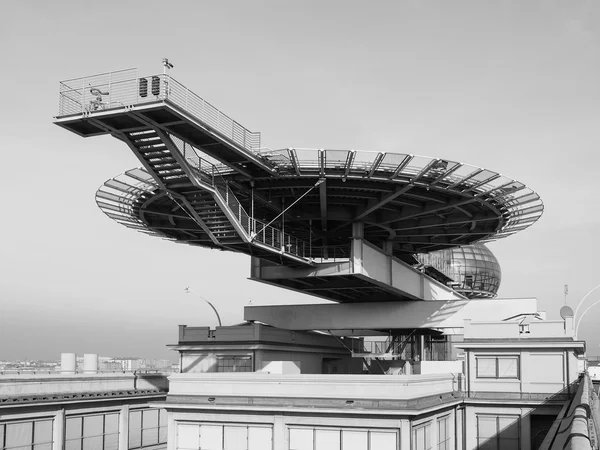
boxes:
[55,70,314,266]
[55,69,272,178]
[251,237,465,302]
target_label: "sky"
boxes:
[1,0,599,361]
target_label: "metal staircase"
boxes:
[184,191,243,245]
[116,127,312,264]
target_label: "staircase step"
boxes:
[157,168,185,175]
[134,140,163,148]
[191,204,222,210]
[128,132,158,141]
[142,150,171,159]
[210,225,237,231]
[201,219,231,225]
[154,163,180,170]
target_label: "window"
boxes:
[217,356,252,372]
[65,413,118,450]
[476,356,519,379]
[437,416,450,450]
[129,409,167,449]
[412,422,432,450]
[477,415,519,450]
[176,423,272,450]
[288,427,397,450]
[0,419,53,450]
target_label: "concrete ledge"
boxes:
[0,373,136,397]
[168,373,460,401]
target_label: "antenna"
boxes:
[162,58,174,75]
[564,284,569,305]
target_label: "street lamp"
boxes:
[573,284,600,339]
[184,287,222,327]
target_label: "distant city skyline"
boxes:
[1,0,600,360]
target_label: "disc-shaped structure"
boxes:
[95,147,543,259]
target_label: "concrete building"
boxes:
[0,370,168,450]
[31,65,599,449]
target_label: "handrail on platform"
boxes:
[57,68,261,152]
[173,137,350,262]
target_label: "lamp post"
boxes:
[184,287,222,326]
[573,284,600,339]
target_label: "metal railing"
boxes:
[414,252,454,280]
[259,148,543,242]
[58,68,261,151]
[0,369,174,376]
[175,138,350,262]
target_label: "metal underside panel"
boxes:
[244,298,539,333]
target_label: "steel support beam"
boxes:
[244,298,539,332]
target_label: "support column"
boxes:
[53,409,65,450]
[351,222,364,273]
[383,240,393,254]
[167,411,177,450]
[351,221,364,239]
[400,419,411,450]
[274,415,285,450]
[119,404,129,450]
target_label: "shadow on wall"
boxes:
[472,378,580,450]
[182,354,220,373]
[134,373,170,391]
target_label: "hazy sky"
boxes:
[1,0,599,361]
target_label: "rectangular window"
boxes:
[412,422,432,450]
[289,428,313,450]
[476,356,519,379]
[437,416,450,450]
[315,429,340,450]
[223,426,247,450]
[288,427,397,450]
[6,422,33,450]
[216,356,252,372]
[0,419,54,450]
[177,424,199,450]
[129,408,168,449]
[177,423,272,450]
[477,415,520,450]
[341,430,367,450]
[65,414,119,450]
[199,425,222,450]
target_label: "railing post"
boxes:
[81,77,85,114]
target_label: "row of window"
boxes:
[178,423,271,450]
[0,409,166,450]
[289,428,397,450]
[411,414,519,450]
[476,356,519,379]
[176,424,399,450]
[477,415,520,450]
[216,356,252,373]
[0,419,53,450]
[412,415,450,450]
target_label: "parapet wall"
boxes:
[0,373,169,397]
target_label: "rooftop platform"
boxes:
[54,68,543,264]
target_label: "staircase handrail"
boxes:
[177,143,323,260]
[57,69,261,152]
